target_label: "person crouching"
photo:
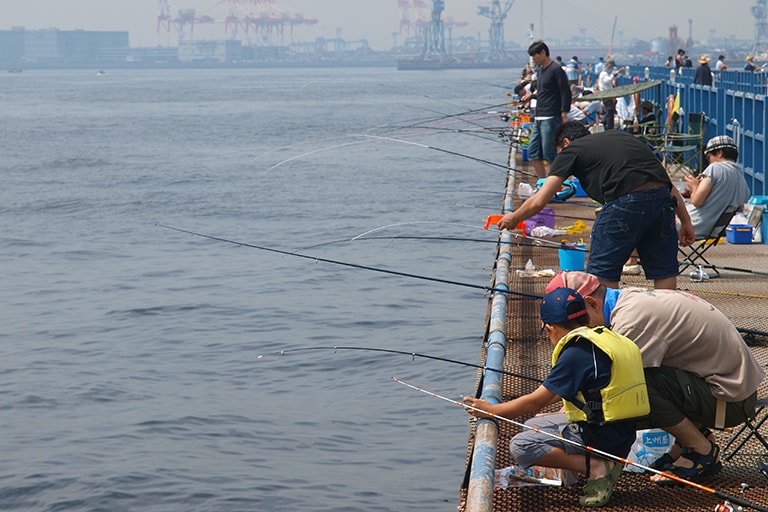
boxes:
[463,288,649,507]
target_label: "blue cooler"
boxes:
[726,224,753,244]
[749,196,768,244]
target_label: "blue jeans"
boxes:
[528,116,562,163]
[588,186,678,282]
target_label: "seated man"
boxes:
[464,288,649,507]
[546,271,765,484]
[684,135,750,237]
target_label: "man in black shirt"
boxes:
[520,41,571,179]
[498,122,695,289]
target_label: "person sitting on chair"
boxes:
[684,135,750,238]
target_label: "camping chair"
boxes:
[722,397,768,461]
[662,112,706,180]
[678,205,739,278]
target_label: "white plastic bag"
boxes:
[624,429,675,473]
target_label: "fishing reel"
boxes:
[714,483,750,511]
[714,501,743,512]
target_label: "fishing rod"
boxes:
[156,224,543,300]
[257,346,544,384]
[157,224,767,338]
[395,100,518,130]
[296,218,580,252]
[298,234,584,254]
[393,377,768,512]
[353,134,538,178]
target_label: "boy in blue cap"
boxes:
[464,288,649,507]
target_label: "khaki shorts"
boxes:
[638,366,756,429]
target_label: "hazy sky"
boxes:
[0,0,757,50]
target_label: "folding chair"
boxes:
[678,205,739,278]
[722,397,768,461]
[663,112,706,179]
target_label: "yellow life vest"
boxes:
[551,326,650,424]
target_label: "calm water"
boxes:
[1,67,514,511]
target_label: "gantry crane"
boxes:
[477,0,514,61]
[421,0,446,60]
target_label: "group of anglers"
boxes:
[464,272,763,507]
[459,40,763,508]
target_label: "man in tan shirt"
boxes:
[547,271,765,484]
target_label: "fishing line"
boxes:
[257,346,544,384]
[393,377,768,512]
[259,139,372,175]
[156,224,544,300]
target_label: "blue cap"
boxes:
[540,287,588,325]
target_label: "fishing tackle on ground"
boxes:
[393,377,768,512]
[257,345,544,384]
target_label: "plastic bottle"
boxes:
[530,226,567,237]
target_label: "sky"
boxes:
[0,0,757,50]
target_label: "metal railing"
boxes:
[614,66,766,196]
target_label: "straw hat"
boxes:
[698,55,709,64]
[747,54,755,62]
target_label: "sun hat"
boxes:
[540,287,588,325]
[704,135,738,155]
[546,271,601,296]
[698,55,709,64]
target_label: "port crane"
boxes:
[156,0,317,46]
[421,0,447,60]
[477,0,514,61]
[752,0,768,55]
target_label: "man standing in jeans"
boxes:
[521,40,571,178]
[498,122,695,290]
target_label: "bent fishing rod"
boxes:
[258,346,543,384]
[394,377,768,512]
[155,224,543,300]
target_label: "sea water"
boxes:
[0,67,513,511]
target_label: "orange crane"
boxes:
[224,0,317,44]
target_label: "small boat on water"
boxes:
[96,70,107,76]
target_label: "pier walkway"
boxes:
[459,159,768,512]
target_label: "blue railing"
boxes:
[614,66,767,196]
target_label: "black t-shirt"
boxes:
[535,61,571,118]
[549,130,671,203]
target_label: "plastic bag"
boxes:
[624,429,675,473]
